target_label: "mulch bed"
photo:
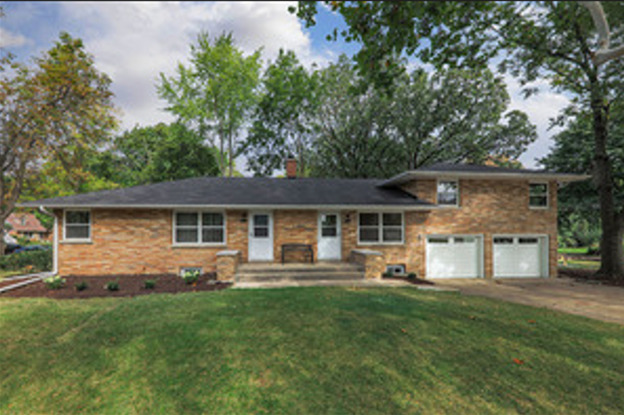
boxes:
[0,273,231,299]
[384,276,435,286]
[559,267,624,287]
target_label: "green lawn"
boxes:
[1,288,623,414]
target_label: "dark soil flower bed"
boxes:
[0,273,231,299]
[559,267,624,287]
[383,276,434,286]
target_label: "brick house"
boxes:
[6,212,50,241]
[20,162,587,280]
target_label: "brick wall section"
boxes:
[55,178,558,278]
[350,250,386,279]
[273,210,317,262]
[57,209,248,276]
[399,179,558,278]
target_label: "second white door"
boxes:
[248,212,273,261]
[318,212,341,260]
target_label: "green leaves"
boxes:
[158,32,261,176]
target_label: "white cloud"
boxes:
[57,1,324,131]
[505,76,570,168]
[0,27,29,48]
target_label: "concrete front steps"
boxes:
[235,262,365,284]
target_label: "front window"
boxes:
[358,212,403,244]
[437,180,458,206]
[65,210,91,240]
[174,212,225,244]
[529,183,548,208]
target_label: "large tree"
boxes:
[89,123,221,187]
[386,68,535,169]
[0,32,117,254]
[292,1,624,278]
[158,32,261,177]
[308,56,402,178]
[309,57,535,177]
[541,105,623,256]
[244,49,319,177]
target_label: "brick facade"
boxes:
[56,178,557,278]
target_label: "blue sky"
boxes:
[1,1,568,169]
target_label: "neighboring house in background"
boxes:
[6,212,50,241]
[20,161,588,280]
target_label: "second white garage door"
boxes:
[426,235,483,278]
[493,235,547,278]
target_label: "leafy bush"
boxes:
[382,271,393,278]
[105,281,120,291]
[144,279,156,289]
[181,269,199,285]
[407,272,417,280]
[0,249,52,273]
[43,275,66,290]
[75,281,89,291]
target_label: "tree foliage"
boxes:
[244,49,319,177]
[1,32,117,253]
[158,32,261,177]
[90,123,221,187]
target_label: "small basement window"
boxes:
[180,267,202,276]
[529,183,548,208]
[64,210,91,241]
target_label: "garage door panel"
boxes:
[426,235,481,278]
[494,236,545,278]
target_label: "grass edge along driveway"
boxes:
[1,287,623,414]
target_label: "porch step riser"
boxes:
[237,273,364,282]
[237,267,363,275]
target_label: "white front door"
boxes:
[248,212,273,261]
[426,235,482,278]
[493,235,546,278]
[318,212,341,260]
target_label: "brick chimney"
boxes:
[286,158,297,179]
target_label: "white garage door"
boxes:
[426,235,482,278]
[493,235,547,278]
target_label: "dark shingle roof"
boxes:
[20,177,432,208]
[380,163,590,187]
[415,163,555,174]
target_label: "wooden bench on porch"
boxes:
[281,243,314,264]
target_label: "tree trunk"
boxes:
[590,85,624,279]
[219,129,225,177]
[228,131,233,177]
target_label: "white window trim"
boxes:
[529,182,549,209]
[436,179,460,208]
[357,212,405,245]
[172,210,227,247]
[62,209,92,243]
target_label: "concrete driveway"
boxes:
[434,277,624,325]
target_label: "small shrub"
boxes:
[382,271,393,278]
[144,279,156,289]
[43,275,66,290]
[181,269,200,285]
[407,272,417,280]
[74,281,89,291]
[105,281,119,291]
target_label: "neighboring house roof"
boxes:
[19,177,434,209]
[6,213,48,233]
[381,163,591,187]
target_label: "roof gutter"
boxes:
[17,203,439,211]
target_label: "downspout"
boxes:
[38,206,58,275]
